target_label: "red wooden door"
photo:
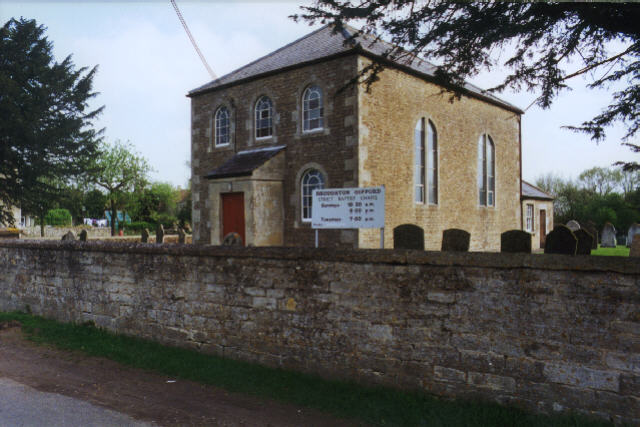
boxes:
[539,209,546,249]
[221,192,245,245]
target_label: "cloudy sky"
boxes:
[1,1,635,188]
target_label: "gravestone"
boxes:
[61,231,76,241]
[393,224,424,250]
[630,238,640,257]
[500,230,531,253]
[183,223,192,234]
[78,229,88,242]
[565,220,581,232]
[627,223,640,248]
[583,220,599,249]
[441,229,470,252]
[222,232,242,246]
[544,225,577,255]
[178,227,186,244]
[600,222,617,248]
[141,228,149,243]
[156,224,164,244]
[573,229,593,255]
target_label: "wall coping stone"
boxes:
[1,240,638,275]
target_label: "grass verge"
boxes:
[591,245,630,256]
[0,311,613,427]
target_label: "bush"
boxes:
[125,221,155,234]
[154,213,178,229]
[45,209,72,226]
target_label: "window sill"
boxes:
[302,128,324,135]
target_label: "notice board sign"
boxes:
[311,186,385,229]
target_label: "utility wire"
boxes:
[170,0,217,80]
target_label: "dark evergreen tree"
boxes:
[0,18,103,226]
[295,2,640,169]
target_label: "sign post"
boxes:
[311,186,385,248]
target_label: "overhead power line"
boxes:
[170,0,217,80]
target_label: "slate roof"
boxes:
[188,25,522,114]
[522,181,554,200]
[205,145,286,179]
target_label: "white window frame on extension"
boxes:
[414,118,438,204]
[214,106,230,147]
[525,203,534,232]
[301,168,325,222]
[302,85,323,132]
[477,133,495,207]
[255,96,273,139]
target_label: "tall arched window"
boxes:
[478,134,495,206]
[301,169,325,221]
[414,118,438,204]
[214,106,230,147]
[255,96,273,139]
[303,86,323,131]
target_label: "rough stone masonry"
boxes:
[0,240,637,424]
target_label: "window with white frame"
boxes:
[301,169,325,221]
[478,134,495,206]
[303,86,323,132]
[214,106,230,147]
[414,118,438,204]
[525,203,534,232]
[255,96,273,139]
[414,119,425,203]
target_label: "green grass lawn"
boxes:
[591,245,630,256]
[0,312,614,427]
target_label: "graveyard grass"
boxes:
[0,312,613,427]
[591,245,630,256]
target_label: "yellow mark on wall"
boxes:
[285,298,297,311]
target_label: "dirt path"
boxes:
[0,323,356,426]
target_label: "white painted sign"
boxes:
[311,186,385,229]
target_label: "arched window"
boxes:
[255,96,273,138]
[414,118,438,204]
[301,169,325,221]
[214,106,230,147]
[303,86,323,131]
[478,134,495,206]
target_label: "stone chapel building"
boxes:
[188,25,525,251]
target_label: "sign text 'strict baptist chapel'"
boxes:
[311,187,385,229]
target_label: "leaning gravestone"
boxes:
[61,231,76,241]
[141,228,149,243]
[178,227,186,244]
[441,229,470,252]
[500,230,531,253]
[78,229,88,242]
[393,224,424,250]
[156,224,164,244]
[544,225,577,255]
[565,220,581,232]
[630,238,640,257]
[627,223,640,248]
[583,220,599,249]
[601,222,617,248]
[573,229,593,255]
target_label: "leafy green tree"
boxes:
[295,2,640,169]
[83,189,107,219]
[0,18,103,226]
[92,141,151,236]
[578,167,621,196]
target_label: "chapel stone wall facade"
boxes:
[356,57,522,251]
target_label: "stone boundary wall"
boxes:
[20,226,111,239]
[0,241,637,423]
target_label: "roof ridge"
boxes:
[190,25,336,95]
